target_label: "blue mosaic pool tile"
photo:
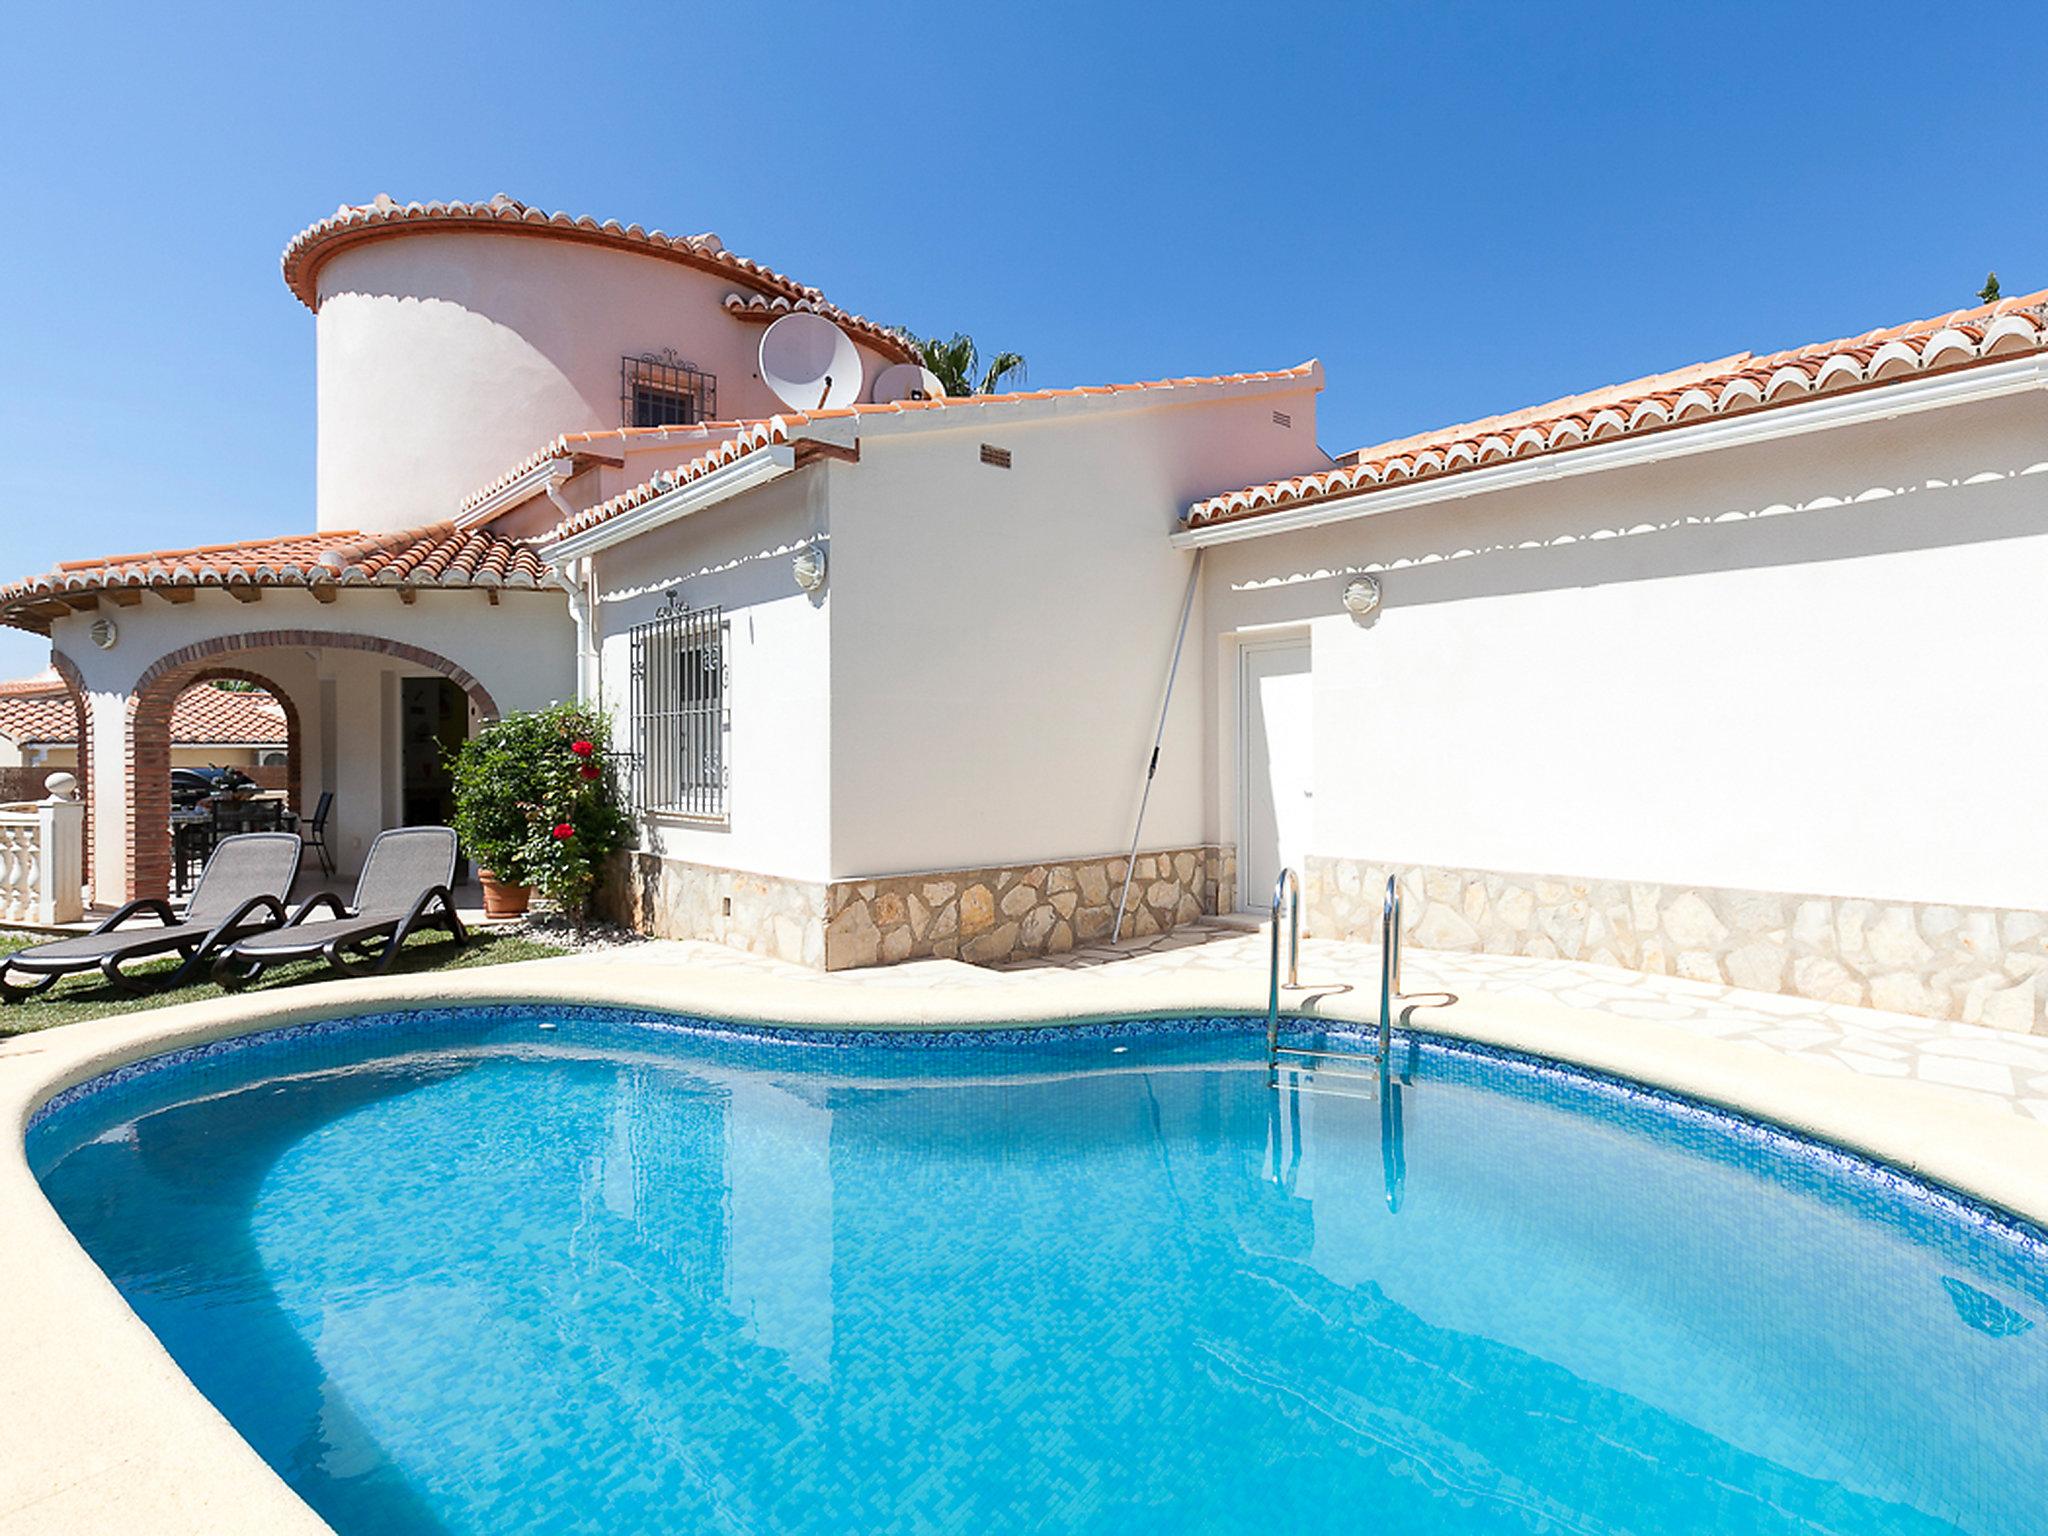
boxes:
[28,1002,2048,1269]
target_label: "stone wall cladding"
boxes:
[600,851,828,968]
[602,845,1235,972]
[824,845,1236,971]
[1307,855,2048,1035]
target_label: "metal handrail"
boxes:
[1379,875,1402,1061]
[1266,867,1300,1065]
[1266,871,1404,1088]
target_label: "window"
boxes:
[630,595,727,819]
[622,350,717,427]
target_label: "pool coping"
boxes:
[5,954,2047,1533]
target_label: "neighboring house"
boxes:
[2,192,2044,1033]
[0,670,287,771]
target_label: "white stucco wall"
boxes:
[1201,389,2048,911]
[314,233,902,533]
[48,589,572,890]
[590,472,833,884]
[824,386,1320,879]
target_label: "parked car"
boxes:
[171,765,258,808]
[172,767,226,807]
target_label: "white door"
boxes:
[1239,638,1312,911]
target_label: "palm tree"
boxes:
[918,334,1027,397]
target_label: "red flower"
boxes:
[552,823,575,840]
[569,740,595,758]
[579,764,601,781]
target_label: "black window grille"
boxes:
[622,350,717,428]
[630,594,727,819]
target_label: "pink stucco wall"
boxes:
[313,232,901,533]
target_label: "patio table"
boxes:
[172,798,300,895]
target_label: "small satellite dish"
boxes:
[759,313,863,411]
[870,362,946,404]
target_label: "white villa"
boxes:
[3,194,2044,1032]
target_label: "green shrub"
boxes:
[448,702,633,915]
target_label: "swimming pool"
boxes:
[27,1007,2048,1534]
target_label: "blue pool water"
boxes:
[27,1009,2048,1535]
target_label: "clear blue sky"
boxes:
[1,0,2040,679]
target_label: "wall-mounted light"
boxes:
[792,542,827,594]
[88,617,119,650]
[1341,575,1381,620]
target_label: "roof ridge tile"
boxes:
[280,195,917,363]
[1,522,551,634]
[1187,294,2048,531]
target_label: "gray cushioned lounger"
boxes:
[1,832,302,1001]
[212,825,466,986]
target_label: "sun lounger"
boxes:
[1,832,302,1001]
[211,825,466,987]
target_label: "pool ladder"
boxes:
[1265,870,1403,1086]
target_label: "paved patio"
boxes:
[589,918,2048,1123]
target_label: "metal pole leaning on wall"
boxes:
[1112,549,1205,944]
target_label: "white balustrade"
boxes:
[0,774,85,927]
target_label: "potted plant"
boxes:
[448,702,633,920]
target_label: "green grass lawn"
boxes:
[0,927,568,1037]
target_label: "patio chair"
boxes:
[301,791,336,877]
[211,825,467,988]
[0,832,302,1002]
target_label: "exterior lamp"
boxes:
[792,543,827,594]
[1341,575,1381,620]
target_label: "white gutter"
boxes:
[456,457,576,529]
[539,480,604,706]
[553,560,599,705]
[544,443,798,567]
[1172,354,2048,549]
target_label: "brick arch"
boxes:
[125,630,496,900]
[48,650,91,899]
[131,629,499,719]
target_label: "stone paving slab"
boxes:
[583,918,2048,1122]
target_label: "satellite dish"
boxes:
[871,362,946,404]
[759,313,862,411]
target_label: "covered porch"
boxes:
[0,525,575,907]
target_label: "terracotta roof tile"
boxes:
[464,362,1321,522]
[0,669,62,698]
[0,523,550,634]
[538,365,1321,544]
[458,422,763,515]
[1185,292,2048,530]
[0,692,76,746]
[281,193,918,363]
[164,685,289,745]
[550,421,794,541]
[0,677,285,747]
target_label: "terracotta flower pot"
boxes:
[478,871,532,918]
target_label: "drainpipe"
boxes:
[541,476,601,706]
[1111,548,1205,943]
[553,559,599,705]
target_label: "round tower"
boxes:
[285,195,914,533]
